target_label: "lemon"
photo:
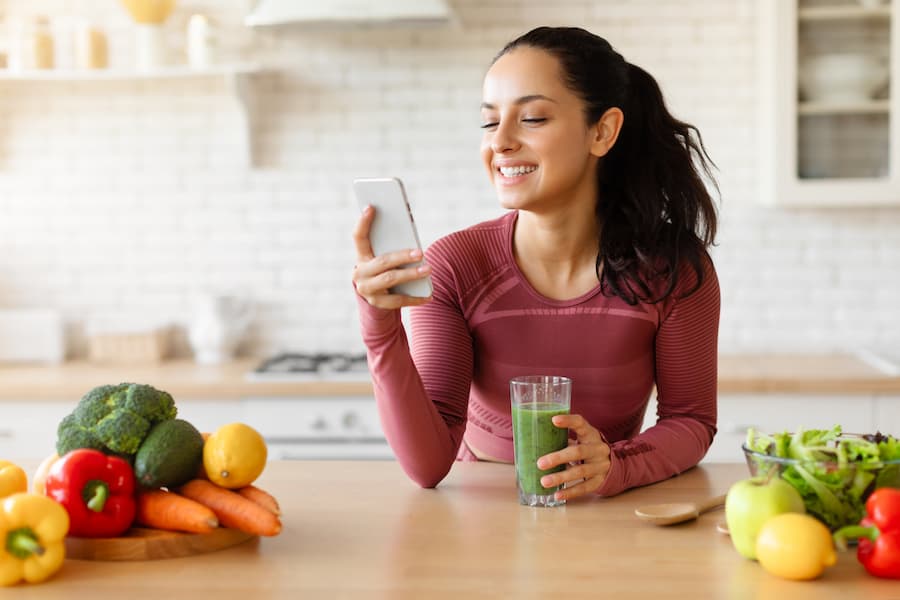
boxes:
[755,513,836,580]
[203,423,268,488]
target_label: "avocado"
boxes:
[134,419,205,489]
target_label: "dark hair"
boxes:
[494,26,718,305]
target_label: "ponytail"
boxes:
[494,27,719,305]
[598,62,718,304]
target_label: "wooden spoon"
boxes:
[634,494,727,526]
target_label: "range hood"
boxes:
[245,0,454,26]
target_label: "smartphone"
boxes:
[353,177,433,298]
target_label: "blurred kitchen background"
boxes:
[0,0,897,363]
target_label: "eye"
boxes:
[522,118,547,125]
[480,121,499,130]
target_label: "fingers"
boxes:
[352,205,376,261]
[353,256,431,296]
[351,205,433,310]
[532,413,611,501]
[552,414,603,443]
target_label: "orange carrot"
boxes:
[237,485,281,516]
[135,489,219,534]
[177,479,282,537]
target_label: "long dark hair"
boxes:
[494,26,718,305]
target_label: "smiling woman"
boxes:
[351,26,721,500]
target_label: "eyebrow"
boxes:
[480,94,557,110]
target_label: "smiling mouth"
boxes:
[497,165,537,178]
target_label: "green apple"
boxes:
[725,476,806,560]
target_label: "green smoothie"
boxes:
[511,402,569,496]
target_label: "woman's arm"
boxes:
[356,243,473,488]
[595,256,721,496]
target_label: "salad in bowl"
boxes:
[743,425,900,530]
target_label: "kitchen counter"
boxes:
[2,460,892,599]
[0,353,899,402]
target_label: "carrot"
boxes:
[177,479,282,537]
[135,489,219,534]
[237,485,281,516]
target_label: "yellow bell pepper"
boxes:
[0,493,69,586]
[0,461,27,499]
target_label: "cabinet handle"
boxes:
[0,430,13,439]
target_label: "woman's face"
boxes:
[480,46,607,214]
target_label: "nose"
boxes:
[490,120,519,153]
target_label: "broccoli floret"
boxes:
[123,383,176,424]
[93,408,151,454]
[56,413,105,456]
[58,382,177,457]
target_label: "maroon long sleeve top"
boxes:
[357,210,720,496]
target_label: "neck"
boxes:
[513,203,600,297]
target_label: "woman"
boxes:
[352,26,720,500]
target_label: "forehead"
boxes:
[482,46,569,105]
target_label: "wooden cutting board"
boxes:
[65,527,257,561]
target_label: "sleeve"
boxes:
[595,254,720,496]
[355,241,473,488]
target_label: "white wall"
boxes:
[0,0,897,359]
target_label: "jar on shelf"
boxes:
[187,14,217,69]
[29,16,54,69]
[74,21,108,69]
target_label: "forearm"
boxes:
[595,415,715,496]
[357,295,463,488]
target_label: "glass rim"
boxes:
[509,375,572,386]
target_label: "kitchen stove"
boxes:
[243,352,390,460]
[246,352,370,382]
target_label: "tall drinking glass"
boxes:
[510,375,571,507]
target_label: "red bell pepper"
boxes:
[44,449,136,538]
[834,487,900,579]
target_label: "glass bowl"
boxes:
[742,432,900,530]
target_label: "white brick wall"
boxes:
[0,0,898,359]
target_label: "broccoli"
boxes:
[56,383,177,457]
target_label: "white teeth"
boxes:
[499,165,536,177]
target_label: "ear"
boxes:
[589,107,624,158]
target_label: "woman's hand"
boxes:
[352,205,433,310]
[537,414,611,501]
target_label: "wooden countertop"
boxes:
[0,353,898,402]
[5,461,892,598]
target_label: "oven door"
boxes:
[266,438,395,460]
[243,396,392,461]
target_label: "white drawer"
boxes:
[874,397,900,434]
[175,400,244,434]
[0,402,73,461]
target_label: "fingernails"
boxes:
[541,476,553,487]
[410,248,422,259]
[417,264,430,273]
[537,458,548,469]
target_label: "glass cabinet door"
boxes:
[796,0,891,181]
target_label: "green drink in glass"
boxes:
[510,376,571,507]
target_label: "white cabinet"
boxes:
[0,402,72,461]
[874,395,900,431]
[758,0,899,206]
[641,393,876,463]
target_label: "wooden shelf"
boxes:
[0,63,262,81]
[799,5,891,21]
[0,63,265,167]
[798,98,891,115]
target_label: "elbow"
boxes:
[400,460,451,489]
